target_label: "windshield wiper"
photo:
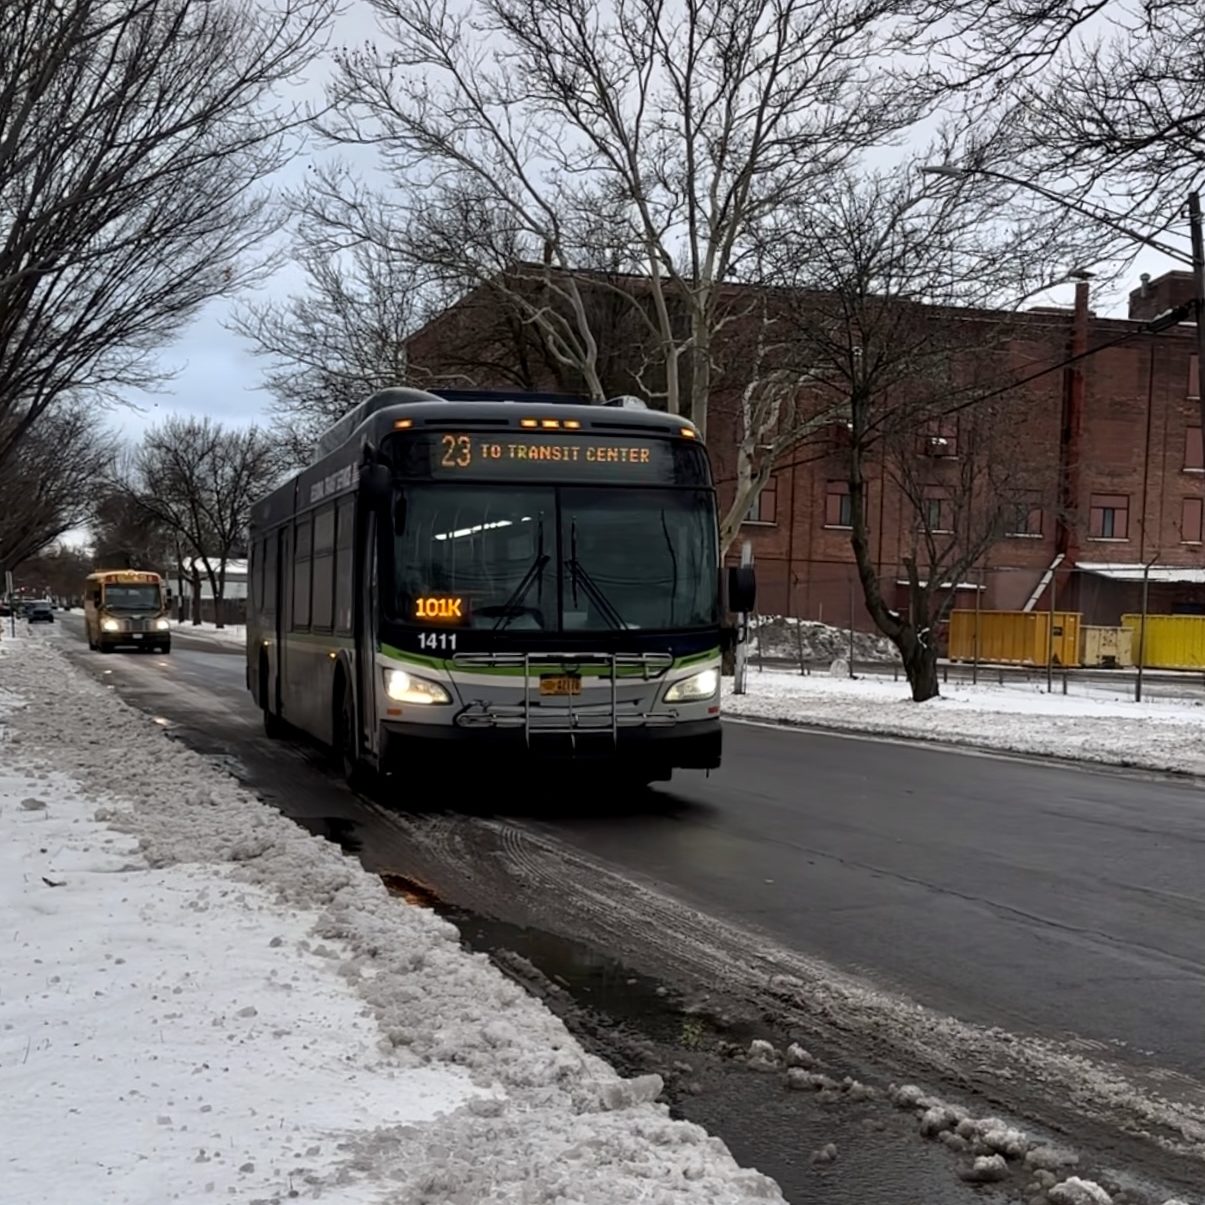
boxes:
[567,518,627,631]
[491,517,548,632]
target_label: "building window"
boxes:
[824,480,852,528]
[1182,497,1203,544]
[1186,425,1203,471]
[744,477,777,524]
[921,417,958,458]
[919,487,951,533]
[1089,493,1129,540]
[1006,497,1043,537]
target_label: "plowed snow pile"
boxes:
[0,634,782,1205]
[724,669,1205,774]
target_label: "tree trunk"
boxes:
[897,628,940,702]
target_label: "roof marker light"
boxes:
[393,418,413,429]
[564,420,582,429]
[520,418,538,428]
[541,419,560,429]
[680,427,697,439]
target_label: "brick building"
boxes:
[408,270,1205,632]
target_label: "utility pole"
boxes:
[1189,192,1205,437]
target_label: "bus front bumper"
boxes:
[379,717,721,771]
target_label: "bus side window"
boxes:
[293,514,313,630]
[311,505,335,632]
[335,499,354,636]
[262,537,276,620]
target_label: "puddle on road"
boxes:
[372,871,993,1205]
[296,814,364,856]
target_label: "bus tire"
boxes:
[260,652,285,739]
[100,642,113,654]
[334,674,371,793]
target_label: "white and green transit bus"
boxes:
[245,387,755,787]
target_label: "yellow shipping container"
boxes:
[1121,614,1205,669]
[948,610,1082,666]
[1080,625,1133,668]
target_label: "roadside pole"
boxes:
[1136,554,1158,703]
[972,564,983,686]
[1189,192,1205,436]
[733,540,752,696]
[4,570,13,638]
[847,576,856,679]
[1046,569,1056,694]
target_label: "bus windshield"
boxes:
[394,484,718,632]
[104,584,162,611]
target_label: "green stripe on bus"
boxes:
[379,642,718,676]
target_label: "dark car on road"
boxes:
[26,600,54,623]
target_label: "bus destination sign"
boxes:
[411,431,681,483]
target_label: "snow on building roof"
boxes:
[179,558,248,578]
[893,579,985,590]
[1075,562,1205,584]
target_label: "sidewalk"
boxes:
[0,633,783,1205]
[724,667,1205,776]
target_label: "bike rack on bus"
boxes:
[450,650,676,748]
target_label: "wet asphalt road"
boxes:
[52,615,1205,1203]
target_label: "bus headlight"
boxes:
[664,667,719,703]
[383,668,451,705]
[101,618,121,632]
[155,618,171,631]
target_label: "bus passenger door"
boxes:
[274,525,290,719]
[354,509,379,761]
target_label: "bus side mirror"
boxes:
[359,463,392,508]
[727,565,756,614]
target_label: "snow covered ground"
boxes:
[725,667,1205,775]
[171,619,247,647]
[0,632,782,1205]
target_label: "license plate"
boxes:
[132,633,143,640]
[539,676,581,697]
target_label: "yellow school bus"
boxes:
[83,570,171,654]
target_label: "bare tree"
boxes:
[263,180,671,458]
[12,544,94,603]
[123,418,281,627]
[1006,1,1205,211]
[0,0,334,467]
[91,490,175,574]
[0,405,117,572]
[231,234,437,462]
[770,166,1074,700]
[312,0,947,548]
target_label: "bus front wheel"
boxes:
[335,677,371,793]
[260,653,285,739]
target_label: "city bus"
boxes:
[245,387,755,788]
[83,570,171,653]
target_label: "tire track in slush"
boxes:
[375,805,1205,1200]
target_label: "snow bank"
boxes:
[171,619,247,647]
[749,616,898,666]
[724,669,1205,776]
[0,635,783,1204]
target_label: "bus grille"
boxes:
[450,651,677,746]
